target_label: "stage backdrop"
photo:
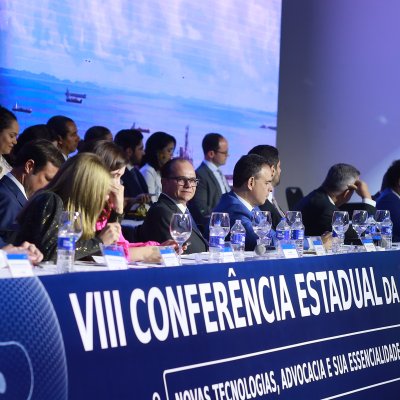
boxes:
[0,0,281,174]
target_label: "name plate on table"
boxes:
[281,242,299,258]
[220,243,236,263]
[160,246,180,267]
[312,239,326,256]
[362,238,377,252]
[7,253,34,277]
[100,245,128,270]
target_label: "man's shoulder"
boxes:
[215,192,246,211]
[0,175,15,189]
[196,162,213,177]
[377,189,399,206]
[147,194,176,214]
[299,188,328,206]
[0,176,21,199]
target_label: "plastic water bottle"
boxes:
[209,225,225,262]
[230,220,246,258]
[331,230,340,253]
[291,216,304,257]
[380,217,393,249]
[56,223,76,273]
[275,217,291,253]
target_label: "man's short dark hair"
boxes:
[12,124,52,156]
[322,163,360,193]
[47,115,74,141]
[14,139,64,172]
[381,160,400,190]
[114,129,143,151]
[84,126,112,142]
[161,157,190,179]
[248,145,279,168]
[233,154,269,188]
[202,133,224,154]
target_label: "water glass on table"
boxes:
[331,211,349,253]
[251,210,272,256]
[374,210,393,249]
[169,213,192,264]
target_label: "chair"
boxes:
[286,187,304,210]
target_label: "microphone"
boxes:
[254,244,266,256]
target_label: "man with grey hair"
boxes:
[294,163,375,240]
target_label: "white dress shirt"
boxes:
[204,160,230,193]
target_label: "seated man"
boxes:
[0,139,64,244]
[248,145,285,229]
[212,154,274,251]
[137,158,208,254]
[376,160,400,242]
[295,163,375,241]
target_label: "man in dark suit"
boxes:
[213,154,273,251]
[188,133,230,230]
[0,140,64,245]
[295,163,375,242]
[114,129,151,202]
[137,158,208,254]
[248,145,285,229]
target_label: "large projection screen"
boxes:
[0,0,281,174]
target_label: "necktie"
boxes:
[217,169,230,193]
[271,197,285,218]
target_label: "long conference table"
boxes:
[1,250,400,400]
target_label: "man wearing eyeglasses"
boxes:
[137,158,208,253]
[188,133,230,231]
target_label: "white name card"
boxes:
[362,238,376,252]
[7,253,34,277]
[221,243,236,263]
[312,239,326,256]
[159,246,180,267]
[100,245,128,270]
[281,243,299,259]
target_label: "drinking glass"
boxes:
[374,210,391,230]
[374,210,391,248]
[209,212,230,239]
[169,213,192,263]
[251,210,272,245]
[331,211,349,253]
[286,211,302,227]
[352,210,368,250]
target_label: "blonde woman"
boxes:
[85,140,179,262]
[15,153,120,261]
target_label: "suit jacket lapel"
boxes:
[203,163,222,196]
[4,176,27,207]
[160,194,208,246]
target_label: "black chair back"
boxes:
[286,187,304,210]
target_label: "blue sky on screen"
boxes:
[0,0,281,172]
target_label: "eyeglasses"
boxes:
[166,176,200,187]
[215,150,229,156]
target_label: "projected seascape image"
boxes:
[0,0,281,173]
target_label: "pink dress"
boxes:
[96,210,159,259]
